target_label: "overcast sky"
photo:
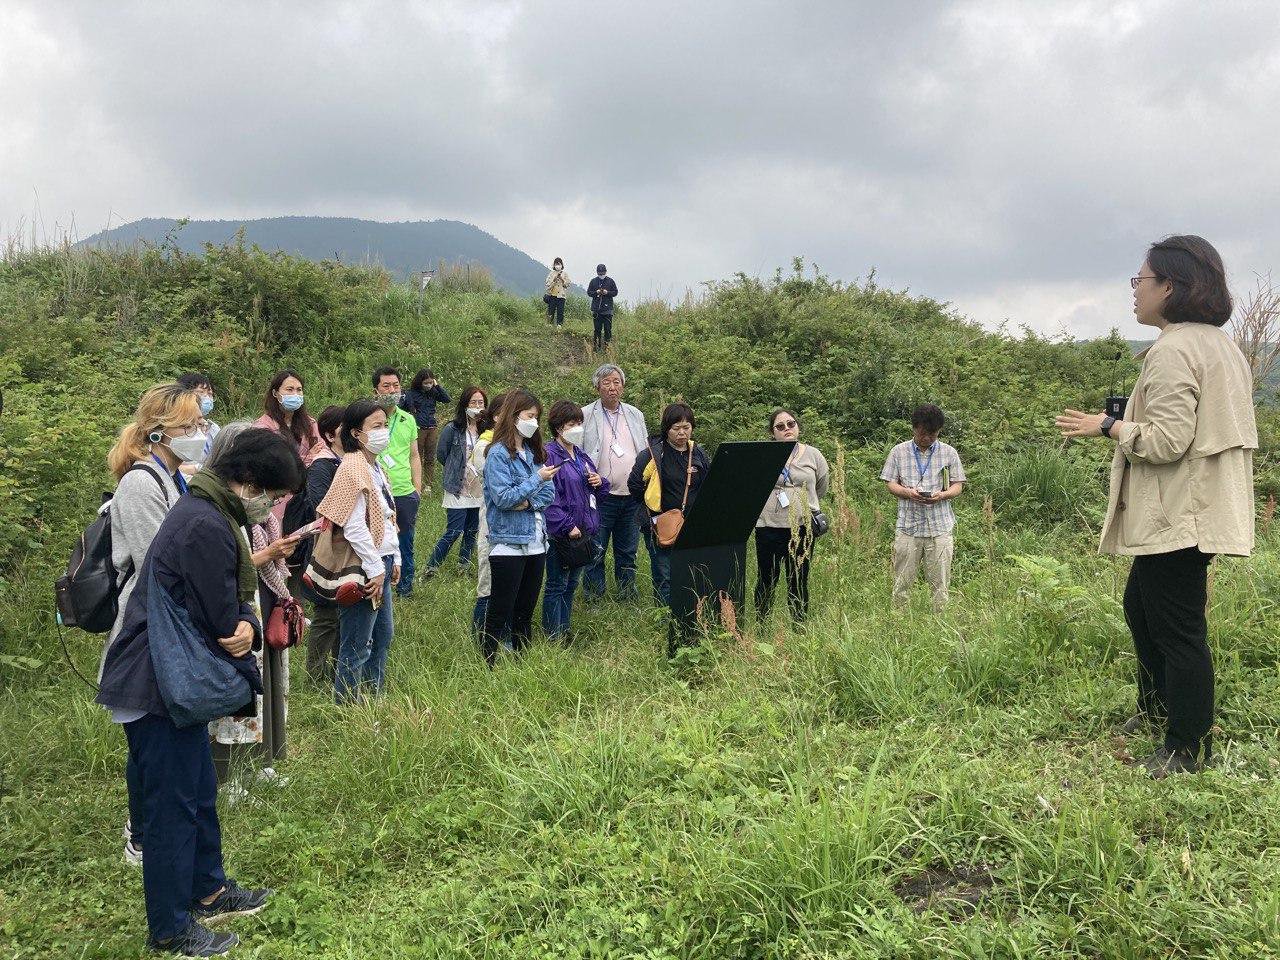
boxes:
[3,0,1278,338]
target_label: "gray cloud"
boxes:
[3,0,1279,337]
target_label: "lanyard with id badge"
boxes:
[605,407,629,460]
[776,445,802,509]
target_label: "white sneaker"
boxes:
[122,817,132,842]
[256,767,290,788]
[123,838,143,866]
[222,783,249,806]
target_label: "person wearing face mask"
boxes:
[541,400,608,642]
[300,405,347,684]
[317,400,402,701]
[586,264,618,350]
[425,386,488,578]
[403,368,450,492]
[103,383,204,867]
[545,257,570,326]
[96,427,302,957]
[255,370,322,527]
[178,372,221,458]
[755,410,830,622]
[481,390,558,666]
[470,392,510,638]
[204,423,303,785]
[371,367,423,598]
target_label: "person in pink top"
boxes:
[254,369,321,526]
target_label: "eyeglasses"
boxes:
[1130,275,1162,290]
[774,420,798,430]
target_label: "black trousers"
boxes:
[592,312,613,348]
[483,553,547,666]
[1123,547,1214,755]
[754,526,813,621]
[546,296,565,325]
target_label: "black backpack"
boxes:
[55,463,168,633]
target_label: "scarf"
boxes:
[315,452,390,545]
[187,469,258,603]
[252,513,292,602]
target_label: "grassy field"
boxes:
[4,494,1280,959]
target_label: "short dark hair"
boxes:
[768,409,799,432]
[911,404,945,433]
[339,399,383,453]
[552,256,563,267]
[660,402,696,439]
[208,428,304,493]
[548,400,585,435]
[1146,235,1232,327]
[317,405,346,444]
[177,372,213,391]
[372,366,401,388]
[410,369,436,392]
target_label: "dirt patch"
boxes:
[893,862,997,917]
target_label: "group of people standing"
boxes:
[86,235,1260,955]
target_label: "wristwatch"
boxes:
[1100,415,1116,438]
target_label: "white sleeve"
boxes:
[343,492,384,578]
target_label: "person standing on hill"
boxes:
[300,405,346,683]
[581,364,648,602]
[880,404,966,611]
[545,257,570,326]
[177,372,221,459]
[372,367,422,598]
[587,263,618,350]
[255,370,322,527]
[403,369,450,492]
[1056,235,1257,779]
[424,386,488,577]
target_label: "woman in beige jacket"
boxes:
[545,257,570,326]
[1058,235,1256,778]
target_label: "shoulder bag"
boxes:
[653,444,694,548]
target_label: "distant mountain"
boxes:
[77,216,576,298]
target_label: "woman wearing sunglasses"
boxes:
[754,409,830,622]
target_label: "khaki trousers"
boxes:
[892,532,954,610]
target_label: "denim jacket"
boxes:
[483,442,556,545]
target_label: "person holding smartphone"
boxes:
[480,390,557,666]
[880,404,966,611]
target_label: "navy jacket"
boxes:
[402,385,451,429]
[96,495,262,718]
[587,276,618,316]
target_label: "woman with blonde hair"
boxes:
[104,382,205,865]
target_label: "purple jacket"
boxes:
[544,440,610,538]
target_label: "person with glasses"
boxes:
[1057,235,1257,778]
[754,409,830,622]
[880,404,966,611]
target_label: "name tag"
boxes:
[777,491,790,509]
[589,494,597,510]
[382,455,396,469]
[610,442,626,458]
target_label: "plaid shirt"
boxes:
[880,440,966,537]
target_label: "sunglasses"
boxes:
[774,420,798,430]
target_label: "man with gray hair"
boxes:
[581,363,648,601]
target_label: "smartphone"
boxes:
[291,519,326,540]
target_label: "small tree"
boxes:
[1230,273,1280,394]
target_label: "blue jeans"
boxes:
[582,495,640,599]
[428,506,479,569]
[650,537,673,606]
[394,493,420,596]
[541,543,584,639]
[124,713,226,942]
[335,556,395,702]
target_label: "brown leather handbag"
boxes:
[653,445,694,548]
[265,596,305,650]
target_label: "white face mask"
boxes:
[466,406,481,418]
[562,425,585,447]
[165,431,208,465]
[364,427,392,454]
[516,418,538,439]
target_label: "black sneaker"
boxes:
[1143,745,1205,779]
[190,879,272,922]
[147,920,237,956]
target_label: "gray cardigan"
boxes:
[100,460,181,674]
[581,399,647,486]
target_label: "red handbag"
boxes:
[265,596,305,650]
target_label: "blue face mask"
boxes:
[280,393,304,412]
[199,396,215,416]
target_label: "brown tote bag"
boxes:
[653,445,694,548]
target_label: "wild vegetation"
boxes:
[2,242,1279,958]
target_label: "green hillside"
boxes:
[77,216,583,299]
[3,245,1280,958]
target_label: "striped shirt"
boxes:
[880,440,966,537]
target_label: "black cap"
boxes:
[596,263,607,274]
